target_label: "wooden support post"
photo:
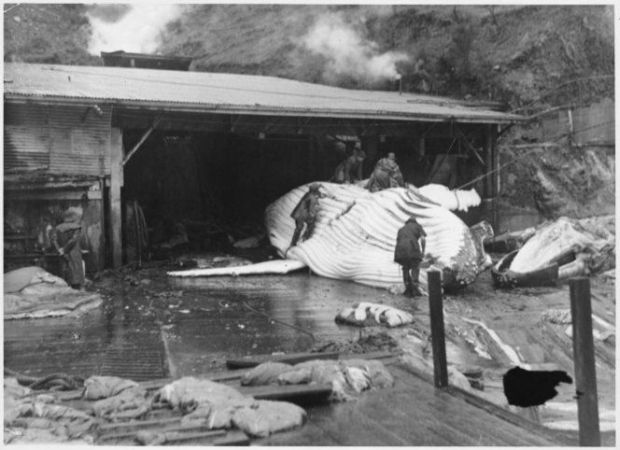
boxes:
[484,124,496,198]
[569,277,601,447]
[361,135,379,178]
[484,124,498,230]
[428,270,448,388]
[418,136,425,156]
[110,127,124,268]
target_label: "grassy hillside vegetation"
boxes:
[158,4,613,108]
[4,3,99,65]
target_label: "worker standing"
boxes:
[366,152,405,192]
[289,183,333,250]
[51,207,85,290]
[332,144,366,184]
[394,217,427,297]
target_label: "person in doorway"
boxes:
[332,143,366,184]
[394,217,427,297]
[289,183,334,250]
[366,152,405,192]
[51,207,85,290]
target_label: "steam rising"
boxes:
[87,4,181,55]
[303,14,408,84]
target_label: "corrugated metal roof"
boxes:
[4,63,522,124]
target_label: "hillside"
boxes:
[3,4,615,223]
[5,4,613,107]
[4,3,99,65]
[157,4,613,107]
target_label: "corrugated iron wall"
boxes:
[4,102,113,175]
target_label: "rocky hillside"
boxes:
[4,3,99,65]
[4,4,615,222]
[5,4,613,107]
[157,4,613,108]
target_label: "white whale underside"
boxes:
[265,182,491,292]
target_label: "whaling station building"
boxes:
[4,52,522,275]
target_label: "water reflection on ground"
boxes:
[4,272,387,378]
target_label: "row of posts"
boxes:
[426,270,601,446]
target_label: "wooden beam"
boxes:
[569,277,601,446]
[361,135,379,177]
[122,117,161,166]
[110,127,124,268]
[484,124,496,198]
[428,270,448,389]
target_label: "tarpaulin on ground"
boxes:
[154,377,305,437]
[4,377,94,444]
[241,358,394,402]
[4,266,102,320]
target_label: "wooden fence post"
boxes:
[428,270,448,388]
[569,277,601,446]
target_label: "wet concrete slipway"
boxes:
[4,260,616,446]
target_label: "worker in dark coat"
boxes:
[332,145,366,184]
[289,183,333,249]
[394,217,427,297]
[366,152,405,192]
[51,207,85,289]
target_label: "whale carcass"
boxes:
[492,215,615,287]
[265,182,493,293]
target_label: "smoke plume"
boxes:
[302,14,408,85]
[86,4,181,55]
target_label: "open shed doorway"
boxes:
[122,129,330,261]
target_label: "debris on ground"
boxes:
[4,377,95,444]
[540,309,572,325]
[335,302,414,327]
[241,358,394,402]
[174,254,253,270]
[154,377,305,437]
[4,368,84,392]
[82,376,141,400]
[312,332,400,354]
[233,233,266,249]
[4,266,103,320]
[399,353,472,391]
[90,387,150,421]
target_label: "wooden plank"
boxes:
[226,351,340,369]
[226,350,396,369]
[98,427,225,443]
[109,127,123,267]
[97,416,181,433]
[241,383,332,403]
[391,364,567,446]
[310,403,411,446]
[211,430,250,446]
[256,421,337,446]
[354,386,458,446]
